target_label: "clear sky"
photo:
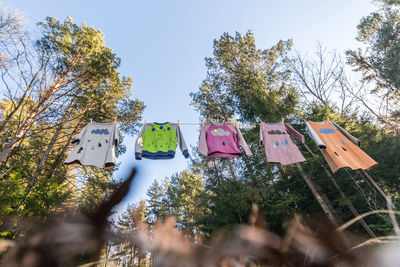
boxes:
[6,0,377,206]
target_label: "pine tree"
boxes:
[0,15,144,236]
[166,170,208,239]
[190,31,342,233]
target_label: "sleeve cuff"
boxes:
[135,153,142,160]
[183,150,189,159]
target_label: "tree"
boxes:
[0,15,144,235]
[190,30,343,232]
[109,201,147,267]
[0,3,25,69]
[346,0,400,130]
[0,16,144,169]
[146,179,171,225]
[290,43,400,236]
[166,170,208,239]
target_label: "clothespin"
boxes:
[281,117,285,124]
[177,120,180,126]
[114,117,117,123]
[144,120,146,125]
[90,119,93,124]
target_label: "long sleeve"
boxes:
[134,124,146,160]
[71,124,88,145]
[198,124,209,156]
[285,123,305,143]
[306,121,326,149]
[176,125,189,158]
[330,121,361,147]
[259,123,264,146]
[113,124,119,147]
[235,126,253,157]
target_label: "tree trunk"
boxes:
[303,143,375,237]
[359,170,394,209]
[0,86,61,166]
[0,63,46,133]
[130,245,134,267]
[323,168,375,236]
[226,158,236,180]
[27,97,75,193]
[0,53,81,166]
[138,248,141,267]
[133,246,137,266]
[150,251,154,267]
[103,242,111,267]
[296,163,342,225]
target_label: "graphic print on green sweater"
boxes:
[142,122,178,154]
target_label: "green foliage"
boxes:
[346,0,400,103]
[144,170,210,239]
[188,29,400,239]
[167,170,208,235]
[190,31,297,122]
[0,15,144,238]
[108,201,147,266]
[189,31,320,237]
[146,179,169,224]
[0,172,25,215]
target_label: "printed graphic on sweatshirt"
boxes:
[91,129,110,135]
[318,128,335,134]
[211,128,231,136]
[267,130,287,135]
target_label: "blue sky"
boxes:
[7,0,376,206]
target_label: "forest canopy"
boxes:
[0,0,400,266]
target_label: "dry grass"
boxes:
[0,168,399,267]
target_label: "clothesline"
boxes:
[149,123,255,126]
[171,123,201,126]
[141,121,260,127]
[2,117,378,175]
[139,120,311,127]
[0,119,356,126]
[132,120,377,173]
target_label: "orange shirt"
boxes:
[306,120,378,173]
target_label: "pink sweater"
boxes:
[198,122,253,158]
[260,121,305,165]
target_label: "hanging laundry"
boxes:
[64,122,119,169]
[135,122,189,160]
[198,122,252,158]
[260,121,306,165]
[306,119,378,173]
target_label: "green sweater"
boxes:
[135,122,189,160]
